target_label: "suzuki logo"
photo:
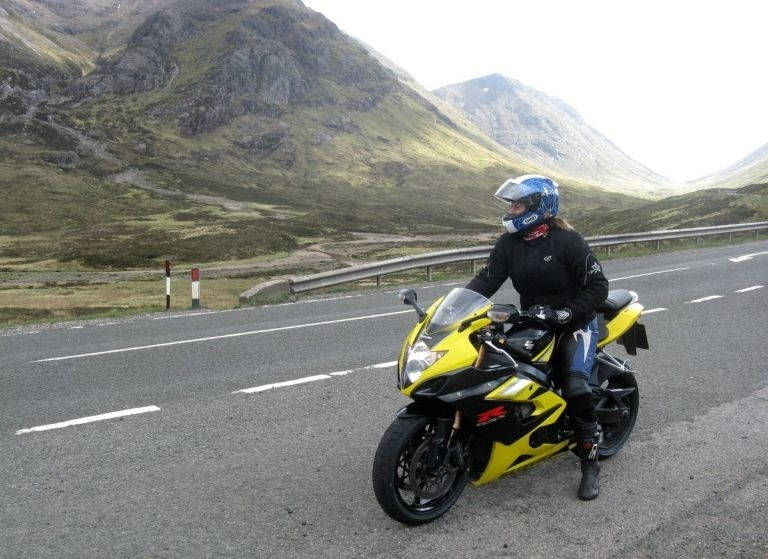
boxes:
[476,405,507,426]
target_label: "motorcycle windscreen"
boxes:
[424,288,491,336]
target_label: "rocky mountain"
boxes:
[432,74,685,198]
[1,0,653,268]
[0,0,715,271]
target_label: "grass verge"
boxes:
[0,231,763,328]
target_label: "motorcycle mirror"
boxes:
[398,288,426,320]
[398,288,417,306]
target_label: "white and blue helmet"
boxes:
[494,174,559,234]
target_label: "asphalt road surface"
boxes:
[2,241,768,558]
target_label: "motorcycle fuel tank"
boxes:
[503,325,553,360]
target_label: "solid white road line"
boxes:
[15,405,160,435]
[235,361,398,393]
[688,295,724,303]
[641,308,667,314]
[735,285,764,293]
[611,267,690,282]
[32,310,413,363]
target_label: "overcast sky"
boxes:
[303,0,768,182]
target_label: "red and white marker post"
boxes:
[191,268,200,309]
[165,260,171,310]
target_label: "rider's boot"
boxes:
[577,437,600,501]
[565,376,601,501]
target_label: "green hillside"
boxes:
[0,0,649,270]
[578,182,768,234]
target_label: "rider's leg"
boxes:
[558,318,601,500]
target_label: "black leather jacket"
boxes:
[466,226,609,330]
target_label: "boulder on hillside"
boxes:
[324,113,357,132]
[42,150,80,169]
[233,124,291,153]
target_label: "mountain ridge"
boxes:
[431,73,684,197]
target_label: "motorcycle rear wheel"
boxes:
[372,415,468,525]
[597,371,639,458]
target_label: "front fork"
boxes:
[426,411,465,472]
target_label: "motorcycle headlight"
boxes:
[402,341,446,385]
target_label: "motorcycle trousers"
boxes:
[557,318,600,442]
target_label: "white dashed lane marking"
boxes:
[611,267,690,282]
[235,361,398,394]
[641,308,667,314]
[735,285,763,293]
[15,406,160,435]
[688,295,724,303]
[235,375,330,394]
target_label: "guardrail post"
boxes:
[695,236,700,244]
[656,240,661,250]
[470,260,477,276]
[606,245,611,256]
[376,275,382,287]
[426,265,433,282]
[757,230,760,239]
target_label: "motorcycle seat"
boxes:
[597,289,634,317]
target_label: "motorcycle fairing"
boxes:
[532,337,555,362]
[400,309,492,397]
[470,375,569,485]
[397,296,444,373]
[597,302,644,347]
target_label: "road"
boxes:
[2,241,768,558]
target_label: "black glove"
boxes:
[529,305,572,326]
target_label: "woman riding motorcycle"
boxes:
[465,174,609,500]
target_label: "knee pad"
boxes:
[563,375,591,400]
[563,374,596,423]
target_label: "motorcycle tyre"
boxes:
[596,371,639,459]
[372,414,468,525]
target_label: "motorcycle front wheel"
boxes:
[372,414,468,525]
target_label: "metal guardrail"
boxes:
[239,221,768,303]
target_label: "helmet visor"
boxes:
[494,179,537,203]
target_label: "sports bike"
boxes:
[372,287,648,524]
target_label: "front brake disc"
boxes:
[410,440,457,500]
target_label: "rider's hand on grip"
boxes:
[529,305,572,326]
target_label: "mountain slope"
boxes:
[0,0,646,269]
[432,74,685,198]
[577,181,768,234]
[688,141,768,189]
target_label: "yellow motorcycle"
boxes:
[372,287,648,524]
